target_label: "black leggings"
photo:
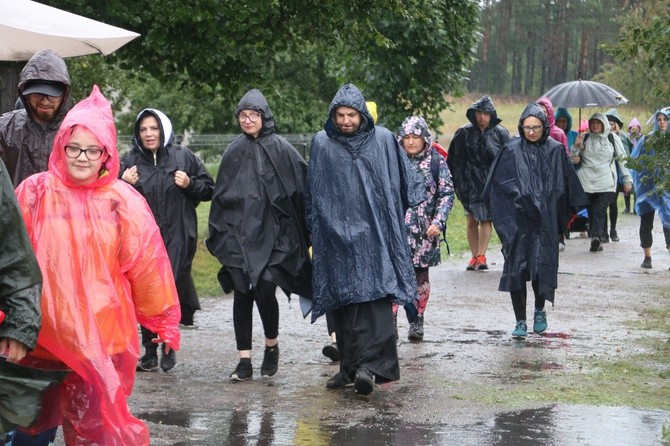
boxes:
[639,211,670,249]
[233,279,279,351]
[510,280,546,322]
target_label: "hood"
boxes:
[397,115,433,152]
[555,108,573,132]
[536,97,557,127]
[517,102,550,144]
[133,108,174,151]
[366,101,378,124]
[627,117,641,131]
[18,49,72,120]
[605,108,624,128]
[324,83,374,136]
[465,95,501,129]
[48,85,119,188]
[653,107,670,133]
[587,112,611,138]
[235,89,275,138]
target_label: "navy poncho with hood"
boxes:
[483,102,587,300]
[305,84,424,321]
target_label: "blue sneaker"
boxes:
[512,320,527,338]
[533,309,548,334]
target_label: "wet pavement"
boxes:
[55,213,670,445]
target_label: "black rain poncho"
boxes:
[206,89,312,298]
[447,95,510,221]
[120,109,214,323]
[305,84,425,321]
[483,102,587,300]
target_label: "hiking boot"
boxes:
[260,344,279,377]
[589,238,602,252]
[466,257,478,271]
[354,368,374,395]
[322,343,340,362]
[160,348,177,372]
[407,315,424,341]
[511,320,527,339]
[533,309,548,334]
[610,230,619,242]
[136,353,158,372]
[476,255,488,270]
[326,371,352,389]
[641,256,652,269]
[229,358,253,381]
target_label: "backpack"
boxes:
[428,148,450,255]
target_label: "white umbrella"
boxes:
[0,0,140,61]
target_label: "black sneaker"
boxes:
[326,371,353,389]
[136,354,158,372]
[160,348,177,372]
[230,358,253,381]
[322,343,340,362]
[589,238,602,252]
[641,256,652,269]
[408,315,424,341]
[610,230,619,242]
[260,345,279,377]
[354,368,374,395]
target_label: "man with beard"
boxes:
[0,49,71,187]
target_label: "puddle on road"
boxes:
[137,404,669,445]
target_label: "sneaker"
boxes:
[322,343,340,362]
[641,256,652,269]
[589,238,602,252]
[136,353,158,372]
[229,358,253,381]
[533,309,548,334]
[407,315,424,341]
[354,368,374,395]
[466,257,478,271]
[511,320,527,339]
[623,208,631,214]
[260,344,279,377]
[476,255,488,270]
[610,230,619,242]
[160,348,176,372]
[326,371,353,389]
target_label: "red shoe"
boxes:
[476,255,488,270]
[466,257,478,271]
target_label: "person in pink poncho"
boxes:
[537,97,569,152]
[13,85,181,446]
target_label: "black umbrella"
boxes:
[542,79,629,126]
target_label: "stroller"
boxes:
[565,208,589,239]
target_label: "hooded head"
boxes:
[627,117,641,133]
[465,95,501,130]
[653,107,670,133]
[18,49,72,123]
[536,97,557,127]
[49,85,119,188]
[605,108,624,131]
[517,102,549,144]
[235,89,275,138]
[587,112,611,137]
[398,116,432,149]
[555,108,573,133]
[325,83,373,137]
[133,108,174,152]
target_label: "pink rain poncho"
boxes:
[14,86,181,445]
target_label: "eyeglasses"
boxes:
[238,112,261,123]
[27,93,62,103]
[64,145,105,161]
[522,125,543,133]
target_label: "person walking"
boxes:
[537,97,569,152]
[630,107,670,270]
[206,89,312,381]
[305,83,424,395]
[570,112,633,253]
[0,49,72,187]
[396,116,454,341]
[484,102,587,338]
[12,85,181,446]
[604,108,634,242]
[447,95,509,271]
[120,108,214,373]
[555,107,579,149]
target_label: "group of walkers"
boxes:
[0,48,668,446]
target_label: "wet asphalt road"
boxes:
[51,213,670,445]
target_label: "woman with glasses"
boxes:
[484,102,587,339]
[207,89,311,381]
[12,86,181,445]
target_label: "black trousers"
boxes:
[639,210,670,249]
[510,280,546,322]
[233,279,279,351]
[586,192,616,241]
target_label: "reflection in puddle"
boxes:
[137,404,669,445]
